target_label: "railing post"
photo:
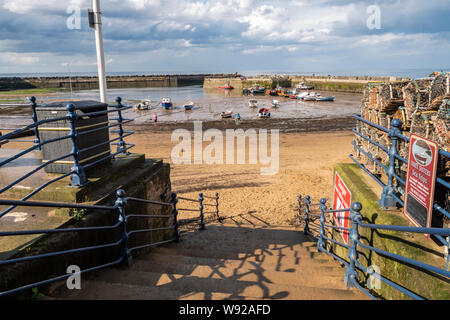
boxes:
[304,195,311,235]
[345,202,363,288]
[297,195,302,225]
[116,189,131,266]
[215,192,221,222]
[67,104,88,187]
[171,192,180,243]
[115,97,127,154]
[379,119,402,209]
[29,96,41,150]
[199,192,205,230]
[318,198,327,252]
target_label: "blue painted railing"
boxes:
[352,115,449,221]
[0,98,220,298]
[297,195,450,300]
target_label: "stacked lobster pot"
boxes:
[355,72,450,207]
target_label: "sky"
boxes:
[0,0,449,77]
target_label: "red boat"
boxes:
[218,83,233,90]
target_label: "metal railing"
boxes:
[0,96,222,297]
[351,115,450,221]
[0,190,220,297]
[297,195,450,300]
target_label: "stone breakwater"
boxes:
[204,75,411,93]
[0,74,238,91]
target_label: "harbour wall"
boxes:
[204,75,412,93]
[0,74,237,91]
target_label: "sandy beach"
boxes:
[128,127,355,226]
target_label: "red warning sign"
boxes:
[403,134,439,230]
[333,171,352,244]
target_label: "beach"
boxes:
[128,127,355,226]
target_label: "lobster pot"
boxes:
[36,101,111,174]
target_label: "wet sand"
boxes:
[128,128,355,226]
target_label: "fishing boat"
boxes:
[315,96,335,102]
[296,82,314,90]
[271,100,280,108]
[266,89,279,96]
[161,97,173,109]
[298,92,321,100]
[184,101,195,110]
[218,83,233,90]
[251,85,266,94]
[220,110,234,118]
[134,99,153,110]
[249,99,258,108]
[257,107,271,118]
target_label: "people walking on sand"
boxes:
[152,113,158,123]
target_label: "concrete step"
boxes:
[54,279,241,300]
[149,246,335,266]
[94,269,352,296]
[134,253,343,275]
[170,239,323,257]
[58,274,365,300]
[127,259,347,289]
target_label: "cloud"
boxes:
[0,0,448,75]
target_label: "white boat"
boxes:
[184,101,195,110]
[249,99,258,108]
[134,99,153,110]
[271,99,280,108]
[221,110,234,118]
[299,92,321,101]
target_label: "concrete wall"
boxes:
[330,163,450,300]
[0,156,173,299]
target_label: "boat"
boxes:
[266,90,279,96]
[134,99,153,110]
[184,101,195,110]
[161,97,173,109]
[271,100,280,108]
[220,110,234,118]
[218,83,233,90]
[296,82,314,90]
[249,99,258,108]
[298,92,321,100]
[315,96,335,102]
[250,85,266,94]
[258,107,271,118]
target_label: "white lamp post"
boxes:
[90,0,107,103]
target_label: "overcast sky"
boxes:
[0,0,449,76]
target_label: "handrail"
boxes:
[298,195,450,300]
[353,115,450,220]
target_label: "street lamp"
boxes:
[88,0,107,103]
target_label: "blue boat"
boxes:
[315,96,335,102]
[161,97,173,109]
[184,101,194,110]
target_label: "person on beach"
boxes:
[152,113,158,123]
[235,113,241,125]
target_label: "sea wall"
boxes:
[0,74,238,91]
[204,75,411,93]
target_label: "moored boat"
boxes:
[221,110,234,118]
[184,101,195,110]
[257,107,271,118]
[218,83,233,90]
[249,99,258,108]
[161,97,173,109]
[315,96,335,102]
[271,100,280,108]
